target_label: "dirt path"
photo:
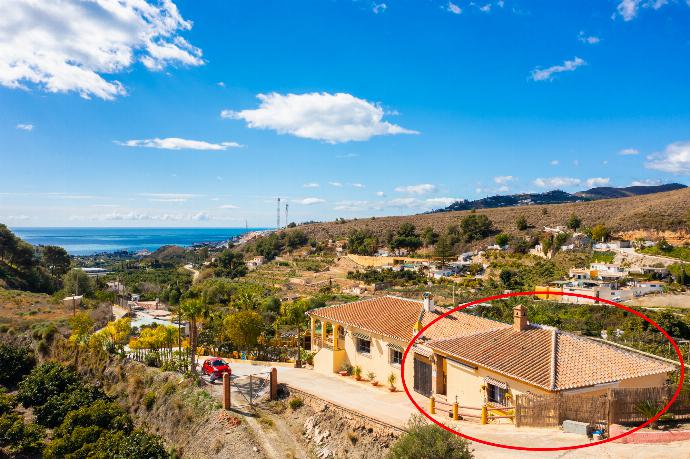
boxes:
[183,264,201,283]
[200,367,311,459]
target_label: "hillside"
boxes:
[575,183,686,200]
[297,187,690,245]
[434,184,687,213]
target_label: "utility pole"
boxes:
[276,197,281,229]
[285,203,289,228]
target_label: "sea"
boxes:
[11,227,264,256]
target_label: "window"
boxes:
[390,349,403,366]
[356,337,371,354]
[487,383,507,405]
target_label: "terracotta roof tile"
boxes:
[307,296,506,342]
[429,326,675,390]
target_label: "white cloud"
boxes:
[303,182,320,188]
[373,3,387,14]
[78,211,212,222]
[619,148,639,155]
[2,215,30,221]
[617,0,641,20]
[329,181,343,187]
[217,81,225,87]
[219,204,239,209]
[550,159,560,166]
[296,197,326,205]
[425,197,461,207]
[222,92,418,143]
[585,177,610,187]
[351,183,365,188]
[578,31,601,44]
[333,200,380,212]
[16,123,33,131]
[533,177,582,188]
[395,183,437,195]
[116,138,242,151]
[0,0,203,100]
[493,175,515,185]
[375,191,386,197]
[140,193,199,203]
[531,57,586,82]
[447,2,462,14]
[645,141,690,175]
[478,4,492,12]
[630,179,662,186]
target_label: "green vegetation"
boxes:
[1,350,168,458]
[641,240,690,262]
[213,249,248,278]
[347,229,379,255]
[288,397,303,410]
[247,230,311,260]
[388,414,473,459]
[0,224,70,293]
[390,223,423,253]
[347,268,425,286]
[459,214,493,242]
[0,341,35,387]
[516,215,528,231]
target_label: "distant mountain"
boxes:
[574,183,686,200]
[433,183,687,213]
[433,190,585,213]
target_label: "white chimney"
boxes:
[423,292,435,312]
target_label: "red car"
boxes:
[201,358,230,382]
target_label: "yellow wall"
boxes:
[444,358,549,410]
[347,254,432,267]
[344,328,408,390]
[313,347,347,374]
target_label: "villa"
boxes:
[307,295,675,411]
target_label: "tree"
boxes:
[274,300,309,367]
[214,250,248,279]
[388,414,473,459]
[433,235,454,266]
[495,233,510,247]
[421,227,439,247]
[460,214,493,242]
[516,216,528,231]
[62,268,94,297]
[347,229,379,255]
[223,310,263,349]
[179,299,209,372]
[68,312,94,345]
[590,224,611,242]
[540,234,554,257]
[567,214,582,231]
[40,245,71,278]
[284,230,308,250]
[391,224,422,253]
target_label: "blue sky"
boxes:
[1,0,689,227]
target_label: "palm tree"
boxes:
[180,298,209,372]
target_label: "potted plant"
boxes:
[367,371,378,386]
[353,365,362,381]
[388,372,397,392]
[339,363,352,376]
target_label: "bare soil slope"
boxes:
[298,187,690,245]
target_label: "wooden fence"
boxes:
[515,385,689,429]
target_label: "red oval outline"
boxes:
[401,290,686,452]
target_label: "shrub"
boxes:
[0,341,36,387]
[17,362,79,407]
[93,429,169,459]
[34,383,108,428]
[388,372,397,389]
[388,414,473,459]
[144,391,157,411]
[0,388,16,415]
[516,216,528,231]
[288,397,303,410]
[144,351,161,367]
[0,412,44,454]
[367,371,376,381]
[341,363,353,375]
